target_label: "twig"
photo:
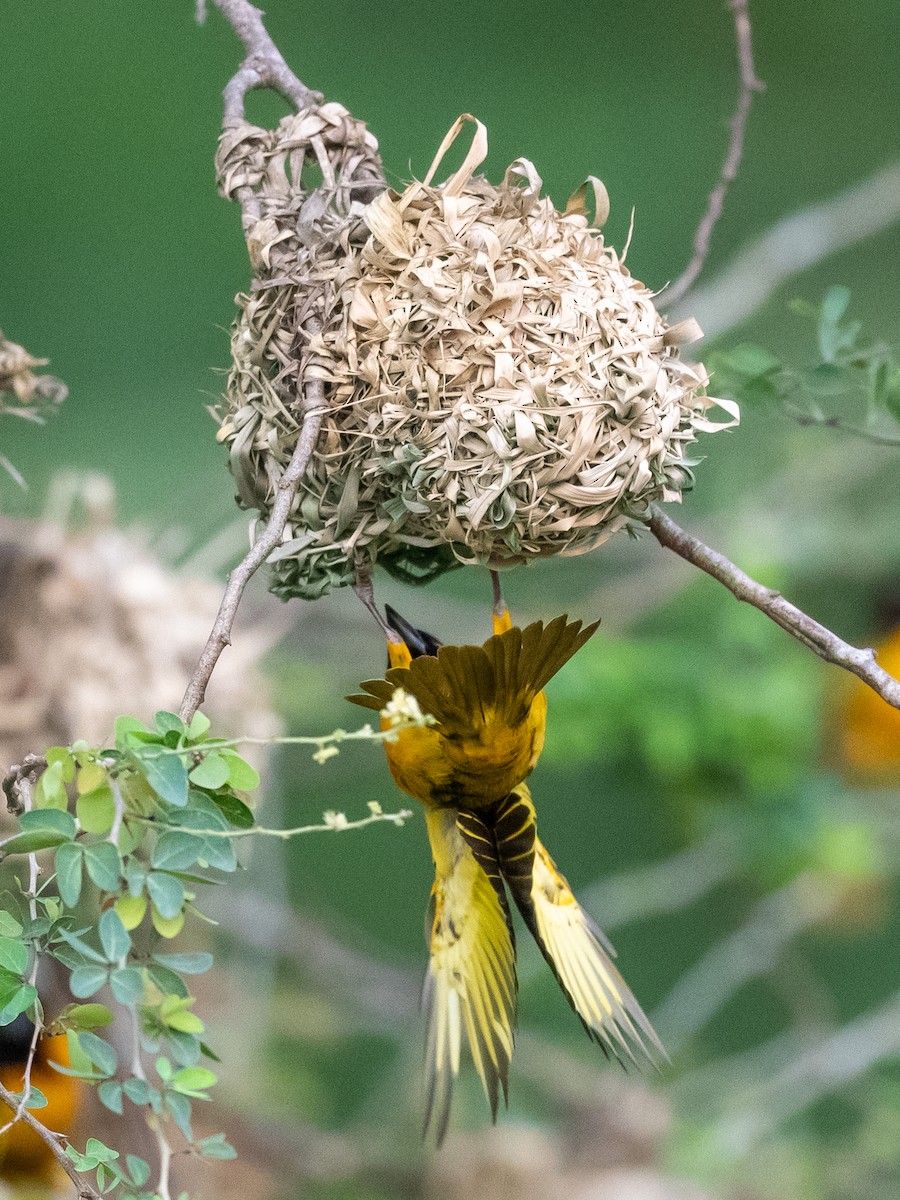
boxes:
[666,0,764,305]
[0,1078,100,1200]
[2,753,47,815]
[213,0,322,123]
[646,504,900,709]
[179,371,325,724]
[132,806,412,841]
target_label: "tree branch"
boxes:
[212,0,322,122]
[0,1079,100,1200]
[666,0,764,305]
[646,505,900,708]
[179,370,324,723]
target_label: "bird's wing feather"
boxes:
[493,785,664,1066]
[423,808,517,1144]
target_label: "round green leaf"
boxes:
[221,753,260,792]
[76,787,115,835]
[188,754,230,790]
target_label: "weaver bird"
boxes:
[349,605,663,1140]
[0,1014,77,1187]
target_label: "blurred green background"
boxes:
[3,1,900,1197]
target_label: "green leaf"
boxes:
[84,842,122,892]
[186,712,211,742]
[188,754,230,790]
[57,929,107,965]
[79,1033,117,1078]
[221,753,260,792]
[45,747,76,782]
[2,808,76,857]
[170,1066,216,1098]
[147,873,185,920]
[115,894,148,931]
[62,1003,115,1031]
[168,1028,201,1067]
[1,830,68,857]
[127,1155,150,1187]
[123,1077,153,1106]
[85,1137,119,1164]
[821,284,851,327]
[110,967,143,1007]
[19,1086,48,1110]
[98,1080,124,1114]
[163,1089,193,1139]
[818,285,852,361]
[76,762,108,796]
[151,907,185,939]
[99,909,131,962]
[76,787,116,835]
[153,952,213,976]
[213,792,254,830]
[0,912,22,937]
[34,760,67,810]
[115,715,152,745]
[147,964,188,999]
[155,711,186,737]
[0,936,28,975]
[125,860,147,899]
[0,983,37,1026]
[138,752,189,808]
[55,843,84,909]
[725,343,781,378]
[196,1134,237,1161]
[20,808,77,838]
[152,831,203,872]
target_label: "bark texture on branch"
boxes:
[646,505,900,710]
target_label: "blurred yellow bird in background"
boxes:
[349,606,663,1140]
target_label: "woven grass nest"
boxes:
[217,112,738,600]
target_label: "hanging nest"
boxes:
[217,113,738,601]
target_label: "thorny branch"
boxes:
[666,0,764,305]
[646,505,900,710]
[0,1079,100,1200]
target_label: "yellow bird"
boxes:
[348,606,663,1140]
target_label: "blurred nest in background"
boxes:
[0,474,281,800]
[217,113,737,600]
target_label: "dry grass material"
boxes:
[217,114,737,600]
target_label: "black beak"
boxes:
[384,605,443,659]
